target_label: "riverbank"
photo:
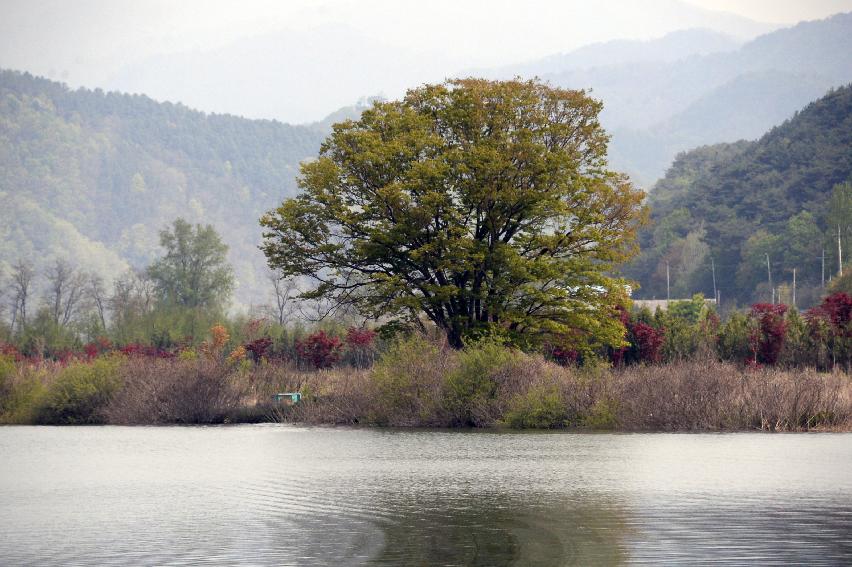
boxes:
[2,337,850,431]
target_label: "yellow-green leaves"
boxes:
[261,78,646,350]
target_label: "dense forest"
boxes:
[0,69,364,306]
[626,84,852,307]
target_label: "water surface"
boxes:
[1,426,851,565]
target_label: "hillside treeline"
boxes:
[627,84,852,307]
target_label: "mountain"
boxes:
[483,12,852,185]
[480,28,742,78]
[0,69,333,306]
[609,70,840,181]
[625,84,852,307]
[92,1,776,126]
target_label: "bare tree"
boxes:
[110,269,155,328]
[268,270,298,325]
[10,259,35,333]
[45,259,87,327]
[0,272,6,333]
[87,273,109,331]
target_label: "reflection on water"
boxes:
[0,426,851,565]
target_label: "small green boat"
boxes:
[271,392,302,405]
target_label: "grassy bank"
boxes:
[1,336,850,431]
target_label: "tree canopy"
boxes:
[261,79,645,350]
[147,218,234,310]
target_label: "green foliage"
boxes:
[0,69,327,306]
[628,85,852,306]
[35,356,123,424]
[0,368,48,425]
[581,398,619,430]
[505,384,567,429]
[261,78,645,351]
[444,339,520,426]
[828,267,852,295]
[369,335,447,425]
[0,355,17,415]
[779,309,814,367]
[147,218,234,310]
[666,294,707,324]
[717,312,753,362]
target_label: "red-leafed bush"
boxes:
[83,343,99,360]
[810,292,852,334]
[83,337,114,360]
[296,331,343,369]
[346,327,376,347]
[630,322,665,364]
[548,345,579,366]
[244,337,273,363]
[119,343,174,359]
[344,327,378,368]
[749,303,788,365]
[0,343,23,362]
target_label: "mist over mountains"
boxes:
[103,11,852,186]
[94,0,778,125]
[485,12,852,184]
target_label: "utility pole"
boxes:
[766,253,772,302]
[666,261,670,306]
[840,225,844,277]
[822,248,826,288]
[792,268,796,308]
[711,257,717,306]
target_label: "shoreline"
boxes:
[3,340,850,431]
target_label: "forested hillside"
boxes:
[0,69,330,305]
[486,13,852,184]
[626,84,852,307]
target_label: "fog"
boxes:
[1,0,850,122]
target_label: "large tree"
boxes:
[261,79,645,350]
[147,218,234,310]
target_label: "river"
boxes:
[1,426,850,565]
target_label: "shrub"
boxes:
[35,356,123,424]
[0,355,15,395]
[296,331,343,369]
[343,327,378,368]
[505,384,567,429]
[806,293,852,370]
[749,304,788,365]
[581,398,619,430]
[718,311,753,362]
[369,335,451,425]
[104,358,250,424]
[244,337,273,363]
[0,367,48,424]
[444,339,521,426]
[780,309,813,367]
[0,355,39,422]
[625,321,664,364]
[199,324,230,359]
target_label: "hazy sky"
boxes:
[1,0,851,121]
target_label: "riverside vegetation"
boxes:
[1,293,850,430]
[2,79,851,431]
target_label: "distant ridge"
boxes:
[480,12,852,184]
[0,69,347,306]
